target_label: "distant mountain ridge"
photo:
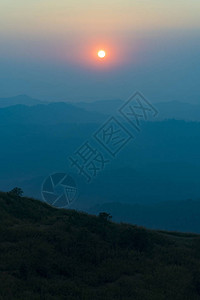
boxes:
[0,95,47,107]
[1,95,200,121]
[74,99,123,114]
[156,100,200,121]
[0,102,106,125]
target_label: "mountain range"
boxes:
[1,95,200,234]
[0,95,46,108]
[1,94,200,121]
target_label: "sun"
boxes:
[98,50,106,58]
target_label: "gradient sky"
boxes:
[0,0,200,102]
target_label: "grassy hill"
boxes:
[1,191,200,299]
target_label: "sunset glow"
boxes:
[98,50,106,58]
[0,0,199,99]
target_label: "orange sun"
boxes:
[98,50,106,58]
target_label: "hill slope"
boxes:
[1,191,200,299]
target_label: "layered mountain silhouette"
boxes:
[1,95,200,121]
[0,102,106,125]
[75,98,200,121]
[1,95,200,234]
[0,95,46,108]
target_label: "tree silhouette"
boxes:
[9,187,23,197]
[98,212,112,221]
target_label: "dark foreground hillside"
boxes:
[1,192,200,299]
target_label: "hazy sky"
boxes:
[0,0,200,102]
